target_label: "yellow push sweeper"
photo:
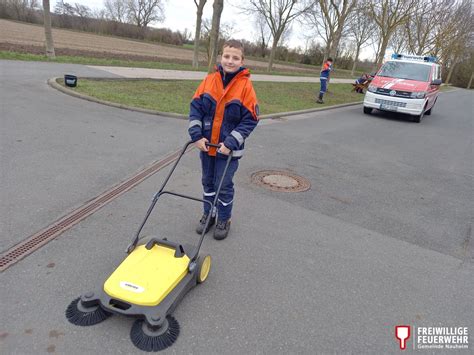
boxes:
[66,141,232,351]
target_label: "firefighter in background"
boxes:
[317,57,333,104]
[354,73,370,93]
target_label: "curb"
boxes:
[48,77,188,120]
[48,77,363,120]
[259,101,362,119]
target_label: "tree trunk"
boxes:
[374,36,389,70]
[329,27,344,59]
[193,1,206,68]
[467,72,473,89]
[322,41,331,65]
[42,0,55,59]
[445,60,456,85]
[207,0,224,73]
[351,46,361,76]
[267,35,280,72]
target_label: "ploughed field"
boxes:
[0,19,315,74]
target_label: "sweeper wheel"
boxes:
[66,297,112,326]
[197,255,211,283]
[130,316,180,351]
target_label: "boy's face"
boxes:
[221,46,244,74]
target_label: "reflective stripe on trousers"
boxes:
[200,151,239,221]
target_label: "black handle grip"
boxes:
[145,238,185,257]
[205,142,221,148]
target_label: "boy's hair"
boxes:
[222,39,245,58]
[327,57,333,62]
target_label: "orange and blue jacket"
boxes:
[320,61,333,79]
[188,65,259,159]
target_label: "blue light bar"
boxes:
[391,53,437,63]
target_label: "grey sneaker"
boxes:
[196,214,215,235]
[316,98,324,104]
[214,220,231,240]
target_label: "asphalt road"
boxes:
[0,60,473,354]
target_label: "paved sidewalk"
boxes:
[87,65,354,83]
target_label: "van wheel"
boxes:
[425,100,436,115]
[412,111,423,123]
[363,107,372,114]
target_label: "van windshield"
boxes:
[378,62,431,82]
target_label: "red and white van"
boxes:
[363,54,442,122]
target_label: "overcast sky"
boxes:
[50,0,374,60]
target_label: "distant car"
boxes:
[363,54,442,123]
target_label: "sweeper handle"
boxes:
[126,140,233,255]
[127,140,194,253]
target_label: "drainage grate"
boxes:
[251,170,311,192]
[0,147,189,272]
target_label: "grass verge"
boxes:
[0,50,362,78]
[58,78,363,115]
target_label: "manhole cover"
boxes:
[251,170,311,192]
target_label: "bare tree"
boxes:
[404,0,452,56]
[193,0,207,68]
[127,0,165,28]
[416,0,473,84]
[73,2,92,29]
[346,1,375,75]
[207,0,224,73]
[73,2,91,17]
[104,0,128,23]
[54,0,74,15]
[42,0,55,58]
[242,0,310,72]
[8,0,39,21]
[255,12,271,58]
[440,0,473,84]
[367,0,418,69]
[389,26,408,54]
[304,0,356,64]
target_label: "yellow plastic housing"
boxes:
[103,244,190,306]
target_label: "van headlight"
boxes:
[368,85,377,93]
[410,91,426,99]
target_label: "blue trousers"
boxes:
[319,77,328,94]
[200,152,239,221]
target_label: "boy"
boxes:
[188,40,259,240]
[317,57,333,104]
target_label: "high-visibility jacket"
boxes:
[188,66,259,159]
[320,61,333,79]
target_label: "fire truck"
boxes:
[363,54,442,123]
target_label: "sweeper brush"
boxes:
[66,297,112,326]
[66,141,232,351]
[130,316,180,351]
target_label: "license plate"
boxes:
[380,104,398,111]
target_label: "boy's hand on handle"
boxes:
[195,138,209,152]
[217,143,231,155]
